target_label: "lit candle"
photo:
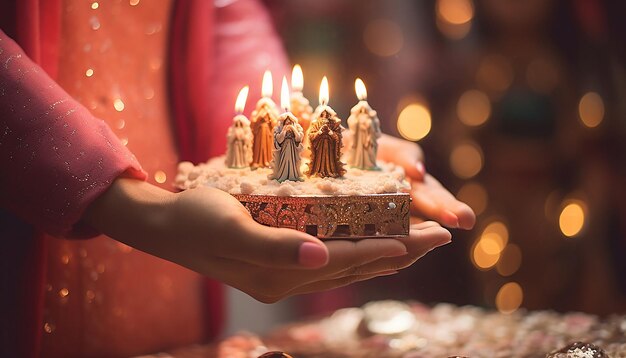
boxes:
[290,65,313,133]
[347,78,381,170]
[225,86,253,168]
[250,70,279,168]
[306,76,346,178]
[269,77,304,182]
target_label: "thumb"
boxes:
[235,221,329,269]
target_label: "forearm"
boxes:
[82,178,175,252]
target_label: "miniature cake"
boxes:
[175,71,411,238]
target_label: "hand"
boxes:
[84,179,452,303]
[378,134,476,229]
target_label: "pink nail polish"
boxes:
[444,210,459,228]
[416,161,426,176]
[298,242,328,267]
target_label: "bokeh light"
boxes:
[496,282,523,314]
[483,221,509,249]
[59,288,69,298]
[363,19,404,57]
[397,103,431,141]
[437,0,474,24]
[436,0,473,40]
[456,182,488,216]
[471,220,510,270]
[457,89,491,126]
[450,141,483,178]
[476,54,514,92]
[113,98,125,112]
[578,92,605,128]
[559,200,587,237]
[154,170,167,184]
[472,237,500,270]
[496,244,522,277]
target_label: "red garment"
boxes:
[0,29,146,357]
[1,0,289,356]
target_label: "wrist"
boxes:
[83,178,175,248]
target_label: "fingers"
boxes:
[214,223,450,303]
[377,134,425,181]
[231,221,329,269]
[279,224,450,298]
[411,174,476,229]
[324,238,408,268]
[328,223,451,278]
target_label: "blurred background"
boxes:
[228,0,626,333]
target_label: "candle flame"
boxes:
[262,70,273,97]
[281,76,290,112]
[319,76,329,106]
[291,64,303,92]
[355,78,367,101]
[234,86,249,113]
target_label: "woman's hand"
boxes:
[378,134,476,230]
[84,178,452,303]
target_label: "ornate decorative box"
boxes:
[175,159,411,239]
[234,193,410,238]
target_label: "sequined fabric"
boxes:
[0,30,145,237]
[40,1,210,356]
[2,0,289,355]
[39,0,290,356]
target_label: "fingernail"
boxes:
[299,242,328,268]
[443,210,460,228]
[416,161,425,176]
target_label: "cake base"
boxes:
[235,193,411,239]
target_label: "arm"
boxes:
[83,178,452,303]
[0,30,145,237]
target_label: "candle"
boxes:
[250,70,279,168]
[306,76,346,178]
[269,77,304,182]
[225,86,253,168]
[347,78,382,170]
[289,64,313,133]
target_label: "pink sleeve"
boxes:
[0,30,146,238]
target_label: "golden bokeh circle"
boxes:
[397,103,432,141]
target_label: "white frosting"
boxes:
[175,156,410,196]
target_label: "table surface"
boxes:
[137,301,626,358]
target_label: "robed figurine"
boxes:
[306,107,346,178]
[346,101,381,170]
[250,98,278,168]
[225,115,253,168]
[269,114,304,182]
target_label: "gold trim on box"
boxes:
[234,193,411,239]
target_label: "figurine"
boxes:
[306,106,346,178]
[225,115,253,168]
[347,100,381,170]
[250,99,278,168]
[269,114,304,182]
